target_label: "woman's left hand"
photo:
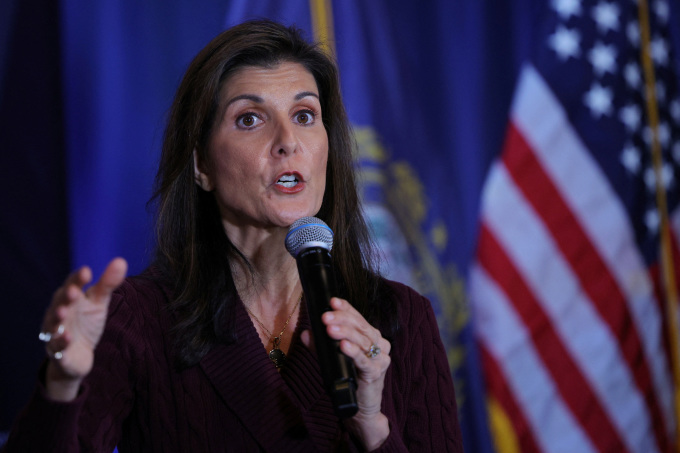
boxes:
[320,297,392,450]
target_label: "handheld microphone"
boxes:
[285,216,359,419]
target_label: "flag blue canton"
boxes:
[536,0,680,264]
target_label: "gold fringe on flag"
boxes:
[638,0,680,450]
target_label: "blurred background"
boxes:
[2,1,679,452]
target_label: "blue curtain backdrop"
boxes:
[4,0,677,450]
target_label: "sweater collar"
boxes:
[198,297,339,450]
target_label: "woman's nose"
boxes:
[271,119,298,157]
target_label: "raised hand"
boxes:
[40,257,128,401]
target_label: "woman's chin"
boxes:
[273,207,320,228]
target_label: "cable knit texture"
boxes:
[4,270,464,452]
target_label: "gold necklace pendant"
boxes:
[269,336,286,368]
[245,293,303,369]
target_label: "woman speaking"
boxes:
[4,19,463,452]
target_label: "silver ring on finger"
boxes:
[48,350,64,361]
[38,324,64,343]
[365,343,381,359]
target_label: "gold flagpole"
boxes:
[638,0,680,449]
[309,0,336,58]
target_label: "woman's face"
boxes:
[197,62,329,233]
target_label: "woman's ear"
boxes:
[193,149,214,191]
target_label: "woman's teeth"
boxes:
[277,175,298,188]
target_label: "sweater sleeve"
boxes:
[2,283,140,453]
[376,282,464,453]
[2,364,89,453]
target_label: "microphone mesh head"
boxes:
[285,216,334,257]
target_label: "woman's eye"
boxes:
[236,113,261,128]
[295,110,316,125]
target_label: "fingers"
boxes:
[44,324,69,360]
[322,298,391,370]
[87,257,128,300]
[66,265,93,288]
[40,257,128,365]
[299,330,314,352]
[41,276,83,358]
[322,298,389,352]
[51,266,92,308]
[42,270,87,333]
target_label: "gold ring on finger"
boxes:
[365,343,381,358]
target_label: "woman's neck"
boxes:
[230,233,300,312]
[230,246,303,359]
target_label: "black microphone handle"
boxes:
[296,246,359,419]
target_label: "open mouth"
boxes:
[276,174,299,188]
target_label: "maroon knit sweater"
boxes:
[5,272,463,452]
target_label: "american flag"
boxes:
[470,0,680,452]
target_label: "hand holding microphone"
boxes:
[285,217,359,418]
[286,217,392,450]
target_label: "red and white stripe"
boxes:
[471,64,675,453]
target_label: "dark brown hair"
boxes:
[152,19,397,367]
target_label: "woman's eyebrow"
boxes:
[225,94,263,107]
[295,91,319,100]
[225,92,318,107]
